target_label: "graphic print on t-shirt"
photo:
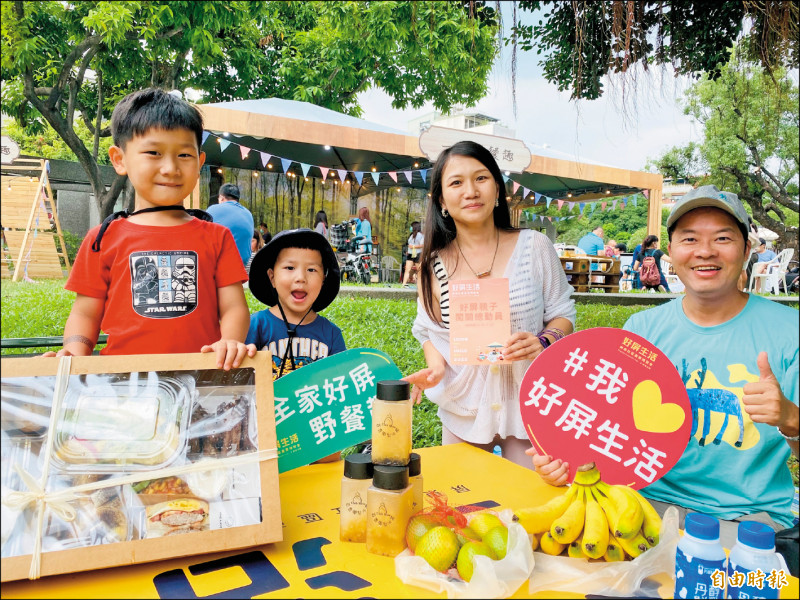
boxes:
[130,250,198,318]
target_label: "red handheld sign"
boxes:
[519,327,691,488]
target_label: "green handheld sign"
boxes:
[273,348,402,473]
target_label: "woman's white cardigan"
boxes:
[412,229,576,443]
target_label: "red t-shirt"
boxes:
[66,218,248,355]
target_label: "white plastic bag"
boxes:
[395,509,535,599]
[528,506,680,598]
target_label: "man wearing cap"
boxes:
[751,238,779,293]
[207,183,255,267]
[622,185,799,547]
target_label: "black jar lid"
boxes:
[376,380,410,401]
[344,454,373,479]
[372,465,408,490]
[408,453,421,477]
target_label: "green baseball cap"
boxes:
[667,185,750,232]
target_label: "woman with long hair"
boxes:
[314,210,329,239]
[355,206,372,254]
[632,234,671,292]
[404,141,576,469]
[402,220,424,287]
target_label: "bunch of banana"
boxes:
[512,462,662,561]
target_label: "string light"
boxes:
[267,164,273,169]
[413,162,419,168]
[305,177,309,181]
[605,189,611,194]
[222,132,230,137]
[253,172,258,178]
[371,164,377,172]
[217,168,223,174]
[324,145,331,150]
[567,192,573,198]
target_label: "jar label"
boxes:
[370,501,395,527]
[726,563,780,599]
[674,547,726,599]
[344,491,368,517]
[375,412,400,438]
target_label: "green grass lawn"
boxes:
[2,279,797,485]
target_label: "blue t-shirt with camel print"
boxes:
[624,294,799,528]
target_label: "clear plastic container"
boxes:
[726,522,782,599]
[674,513,727,599]
[371,380,412,466]
[51,374,194,472]
[408,452,423,515]
[340,454,374,543]
[366,465,412,557]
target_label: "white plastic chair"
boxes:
[661,257,684,293]
[380,255,401,283]
[748,248,794,295]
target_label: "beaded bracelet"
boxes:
[536,327,568,349]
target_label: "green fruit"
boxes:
[482,525,509,559]
[456,526,480,546]
[456,541,496,582]
[415,526,460,572]
[468,512,504,539]
[406,514,439,552]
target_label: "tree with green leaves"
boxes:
[2,1,498,219]
[647,44,798,253]
[509,1,797,101]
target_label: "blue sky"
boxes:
[358,12,702,173]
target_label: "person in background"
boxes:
[207,183,255,268]
[314,210,329,239]
[45,87,251,370]
[259,222,273,244]
[630,241,643,289]
[354,206,372,254]
[402,220,424,287]
[532,185,799,552]
[604,239,620,258]
[632,234,672,292]
[403,140,576,469]
[751,238,779,293]
[246,229,264,275]
[578,225,605,270]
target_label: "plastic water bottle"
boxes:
[726,522,782,599]
[674,513,727,599]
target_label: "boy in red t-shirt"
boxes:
[45,88,253,370]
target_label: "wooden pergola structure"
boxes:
[191,99,663,236]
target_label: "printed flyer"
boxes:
[449,278,511,366]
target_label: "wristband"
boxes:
[537,334,551,349]
[776,426,800,442]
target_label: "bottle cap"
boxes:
[376,380,410,402]
[737,522,775,550]
[343,454,373,479]
[685,513,720,541]
[408,453,421,477]
[372,465,408,490]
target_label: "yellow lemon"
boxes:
[415,526,460,572]
[456,540,496,582]
[468,512,504,539]
[482,525,509,559]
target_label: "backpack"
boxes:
[639,250,661,286]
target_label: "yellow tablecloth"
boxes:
[1,443,797,599]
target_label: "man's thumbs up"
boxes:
[742,352,788,427]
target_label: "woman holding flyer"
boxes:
[404,141,575,468]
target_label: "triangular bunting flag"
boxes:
[523,187,530,199]
[319,166,329,180]
[557,200,564,210]
[420,170,427,184]
[219,139,231,153]
[579,202,585,215]
[300,163,311,177]
[336,169,347,182]
[502,175,509,183]
[512,181,520,194]
[590,203,597,214]
[402,171,413,184]
[533,192,541,205]
[387,171,397,183]
[619,202,625,210]
[280,158,293,174]
[260,152,272,168]
[546,196,553,209]
[632,196,638,207]
[612,200,618,210]
[240,145,250,160]
[601,202,607,211]
[354,171,365,185]
[201,131,210,146]
[643,189,650,200]
[568,202,575,211]
[370,171,380,186]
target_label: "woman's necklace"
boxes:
[455,230,500,278]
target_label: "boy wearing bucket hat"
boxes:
[246,228,346,380]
